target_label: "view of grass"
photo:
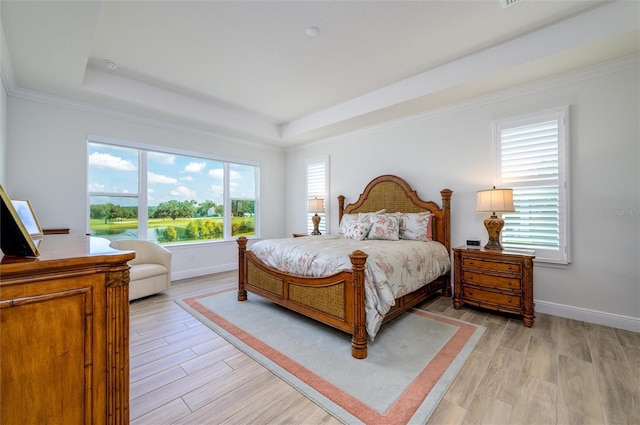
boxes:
[89,216,255,242]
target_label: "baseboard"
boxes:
[171,263,236,282]
[535,300,640,332]
[169,267,640,333]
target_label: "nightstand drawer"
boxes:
[462,271,521,290]
[463,258,521,274]
[463,287,522,308]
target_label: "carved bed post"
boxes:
[522,256,535,327]
[440,189,453,253]
[338,195,346,225]
[440,189,453,297]
[237,236,247,301]
[349,250,368,359]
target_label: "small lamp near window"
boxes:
[308,198,325,235]
[476,187,515,251]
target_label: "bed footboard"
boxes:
[237,236,370,359]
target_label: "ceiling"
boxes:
[1,1,638,148]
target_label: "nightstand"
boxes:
[453,247,535,326]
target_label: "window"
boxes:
[88,139,258,243]
[306,158,329,234]
[494,107,570,264]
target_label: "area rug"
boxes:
[178,289,484,424]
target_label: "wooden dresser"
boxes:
[0,234,134,424]
[452,246,535,327]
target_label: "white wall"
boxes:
[286,59,640,330]
[0,75,6,184]
[0,19,7,186]
[6,98,286,280]
[5,59,638,330]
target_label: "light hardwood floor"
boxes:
[129,272,640,424]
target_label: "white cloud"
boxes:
[228,170,244,195]
[148,152,176,165]
[184,161,206,173]
[88,183,105,192]
[148,172,178,184]
[210,184,224,198]
[170,186,196,199]
[180,176,194,182]
[229,169,242,181]
[88,152,136,171]
[208,168,224,180]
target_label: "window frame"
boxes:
[87,135,260,244]
[493,106,571,265]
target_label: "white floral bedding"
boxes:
[248,234,451,340]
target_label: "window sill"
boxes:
[533,258,569,269]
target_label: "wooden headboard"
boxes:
[337,175,452,252]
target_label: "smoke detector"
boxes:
[306,26,320,37]
[105,60,119,71]
[500,0,523,8]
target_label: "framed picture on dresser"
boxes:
[0,185,40,257]
[11,198,43,239]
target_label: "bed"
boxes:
[237,174,452,359]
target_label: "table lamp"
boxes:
[476,187,515,250]
[308,198,325,235]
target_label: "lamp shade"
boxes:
[476,188,515,214]
[308,198,325,213]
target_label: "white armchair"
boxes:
[110,239,172,301]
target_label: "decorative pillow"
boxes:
[357,209,386,224]
[398,212,433,241]
[339,213,358,235]
[366,214,400,241]
[343,220,373,241]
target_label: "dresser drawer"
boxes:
[462,271,521,290]
[463,258,521,274]
[463,287,522,308]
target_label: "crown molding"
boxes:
[4,49,637,155]
[281,1,640,141]
[6,86,285,154]
[287,54,639,153]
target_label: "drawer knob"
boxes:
[508,265,512,270]
[508,281,512,286]
[508,298,512,303]
[468,275,474,280]
[469,261,474,265]
[468,291,473,295]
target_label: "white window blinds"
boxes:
[306,159,328,234]
[494,107,570,264]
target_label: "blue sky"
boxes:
[88,143,255,207]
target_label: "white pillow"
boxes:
[358,209,386,224]
[343,220,373,241]
[366,214,400,241]
[339,213,358,235]
[398,212,433,241]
